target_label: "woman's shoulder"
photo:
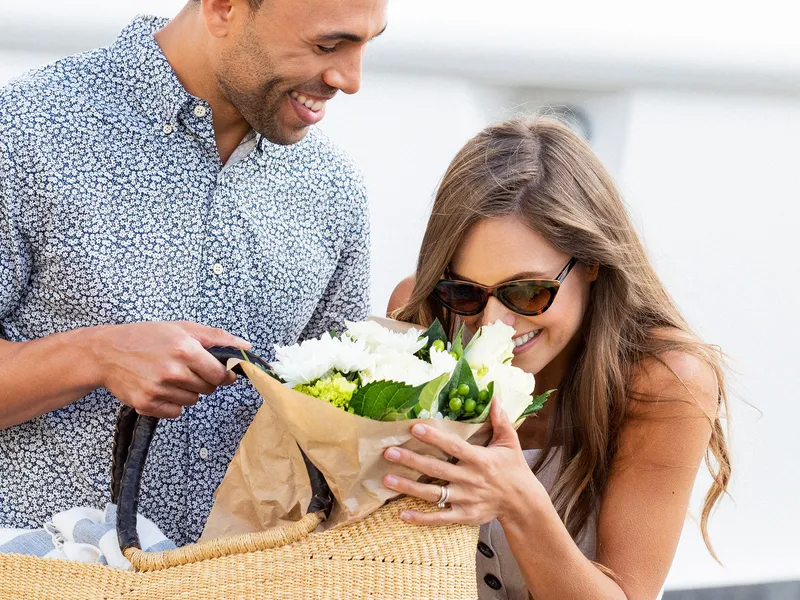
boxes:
[386,275,416,316]
[630,327,720,418]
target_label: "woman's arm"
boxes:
[383,349,717,600]
[503,351,718,599]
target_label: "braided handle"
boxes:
[112,346,334,567]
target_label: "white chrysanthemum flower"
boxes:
[345,320,427,355]
[360,348,436,387]
[429,347,458,379]
[464,321,515,371]
[270,333,372,388]
[331,334,375,374]
[476,363,536,422]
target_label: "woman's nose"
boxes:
[479,296,516,329]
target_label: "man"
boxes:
[0,0,387,545]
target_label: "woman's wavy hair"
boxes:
[394,116,730,558]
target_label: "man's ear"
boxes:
[201,0,236,38]
[586,263,599,283]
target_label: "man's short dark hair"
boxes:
[192,0,264,8]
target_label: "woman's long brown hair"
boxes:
[394,116,730,558]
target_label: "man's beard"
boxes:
[218,73,301,146]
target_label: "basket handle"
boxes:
[113,346,334,562]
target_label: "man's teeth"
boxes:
[290,91,325,112]
[513,330,540,348]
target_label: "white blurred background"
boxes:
[2,0,798,595]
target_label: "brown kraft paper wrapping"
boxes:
[201,318,495,540]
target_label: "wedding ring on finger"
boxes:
[436,484,450,509]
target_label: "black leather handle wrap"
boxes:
[114,346,334,553]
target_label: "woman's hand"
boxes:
[382,398,549,525]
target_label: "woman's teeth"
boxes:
[290,91,325,112]
[513,330,540,347]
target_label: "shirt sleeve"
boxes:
[299,174,371,340]
[0,141,32,326]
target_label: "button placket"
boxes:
[484,573,503,591]
[478,541,495,559]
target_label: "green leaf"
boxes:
[349,380,428,420]
[350,381,404,419]
[451,324,464,360]
[520,390,555,418]
[415,319,447,361]
[416,372,451,416]
[380,382,427,419]
[439,356,479,410]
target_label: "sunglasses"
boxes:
[432,258,577,317]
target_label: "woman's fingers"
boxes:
[489,398,520,448]
[383,445,463,482]
[408,423,482,463]
[383,474,448,503]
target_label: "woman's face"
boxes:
[448,216,597,379]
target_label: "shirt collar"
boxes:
[110,16,303,159]
[110,15,195,128]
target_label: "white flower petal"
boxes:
[345,320,427,355]
[361,348,436,386]
[464,321,515,371]
[270,333,372,387]
[429,347,457,378]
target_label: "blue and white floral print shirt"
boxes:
[0,15,370,545]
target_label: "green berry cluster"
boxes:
[447,385,490,419]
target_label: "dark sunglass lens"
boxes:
[434,282,485,314]
[501,283,553,314]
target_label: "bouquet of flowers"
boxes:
[271,319,550,424]
[202,318,551,540]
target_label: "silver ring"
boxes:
[436,485,450,509]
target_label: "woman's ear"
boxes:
[586,263,600,283]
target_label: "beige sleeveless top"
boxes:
[476,447,597,600]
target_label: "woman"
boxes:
[383,116,729,600]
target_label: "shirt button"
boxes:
[212,263,224,276]
[484,574,502,591]
[162,123,174,135]
[193,105,208,118]
[199,448,209,460]
[477,541,495,559]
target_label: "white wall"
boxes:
[2,4,799,591]
[619,90,800,589]
[319,72,491,314]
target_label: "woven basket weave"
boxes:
[0,495,478,600]
[0,347,479,599]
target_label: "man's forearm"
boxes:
[0,327,104,429]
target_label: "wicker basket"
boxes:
[0,347,479,600]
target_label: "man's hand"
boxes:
[94,321,252,419]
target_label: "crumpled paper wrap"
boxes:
[201,318,493,540]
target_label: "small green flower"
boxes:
[294,373,358,411]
